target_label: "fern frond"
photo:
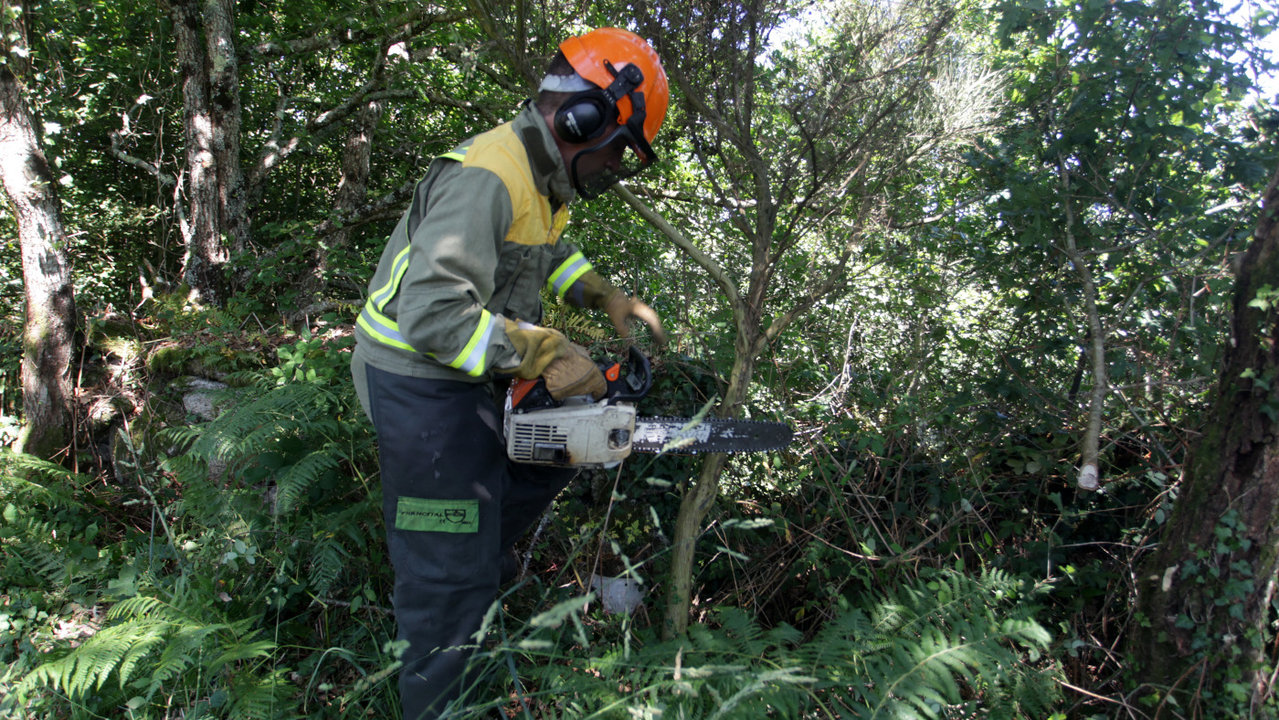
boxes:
[0,451,87,505]
[18,616,170,697]
[108,593,174,622]
[308,535,349,596]
[18,582,283,714]
[227,667,291,720]
[274,445,340,514]
[505,569,1059,720]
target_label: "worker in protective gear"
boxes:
[349,28,669,720]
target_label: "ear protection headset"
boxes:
[553,62,646,145]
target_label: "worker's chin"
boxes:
[570,169,621,200]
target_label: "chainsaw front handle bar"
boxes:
[601,344,652,404]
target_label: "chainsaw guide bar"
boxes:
[631,416,794,455]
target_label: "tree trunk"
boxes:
[0,65,76,459]
[297,45,390,315]
[170,0,246,304]
[663,333,759,637]
[1130,164,1279,715]
[1059,160,1108,491]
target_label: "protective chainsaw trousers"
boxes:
[352,357,575,720]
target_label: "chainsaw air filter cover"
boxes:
[504,398,637,467]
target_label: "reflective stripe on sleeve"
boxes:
[370,246,412,311]
[358,301,416,352]
[359,301,495,378]
[547,251,593,300]
[356,144,494,371]
[444,309,495,376]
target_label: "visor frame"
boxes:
[569,123,658,200]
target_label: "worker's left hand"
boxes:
[604,292,667,346]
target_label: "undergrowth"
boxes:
[452,568,1061,719]
[1,326,1065,719]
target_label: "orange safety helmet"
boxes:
[552,28,669,198]
[559,27,669,148]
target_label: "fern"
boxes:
[0,451,115,593]
[0,450,86,504]
[16,584,284,716]
[543,302,611,345]
[798,568,1058,719]
[466,567,1060,720]
[4,356,391,719]
[307,531,349,597]
[273,443,342,514]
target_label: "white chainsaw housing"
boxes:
[504,396,637,468]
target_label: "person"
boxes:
[349,28,670,720]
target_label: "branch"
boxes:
[108,96,175,186]
[465,0,540,89]
[248,7,465,59]
[311,88,417,133]
[418,87,504,126]
[886,191,991,230]
[612,183,742,312]
[247,87,418,191]
[314,178,418,237]
[759,197,879,353]
[628,183,757,210]
[428,44,530,97]
[252,177,417,271]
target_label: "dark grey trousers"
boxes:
[353,356,574,720]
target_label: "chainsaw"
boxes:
[503,346,794,468]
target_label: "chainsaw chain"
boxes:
[631,416,792,454]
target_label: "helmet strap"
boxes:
[554,61,647,145]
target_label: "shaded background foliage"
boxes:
[1,0,1278,717]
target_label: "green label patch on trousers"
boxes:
[395,497,479,533]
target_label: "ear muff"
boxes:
[553,62,645,145]
[554,91,614,144]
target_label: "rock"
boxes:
[589,574,645,615]
[180,378,228,421]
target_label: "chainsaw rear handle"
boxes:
[509,344,652,410]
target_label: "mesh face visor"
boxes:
[569,63,659,200]
[569,122,657,199]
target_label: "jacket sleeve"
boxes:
[547,240,620,311]
[393,162,523,376]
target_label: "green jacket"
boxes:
[354,103,614,382]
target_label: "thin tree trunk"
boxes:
[1059,159,1107,491]
[615,185,774,639]
[170,0,245,304]
[1130,164,1279,715]
[665,453,729,635]
[297,44,390,315]
[663,329,760,637]
[0,65,76,459]
[204,0,247,257]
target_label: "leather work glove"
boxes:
[577,270,667,346]
[542,343,607,400]
[604,291,667,346]
[505,320,606,400]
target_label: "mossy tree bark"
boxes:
[0,56,76,459]
[167,0,245,304]
[1130,164,1279,714]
